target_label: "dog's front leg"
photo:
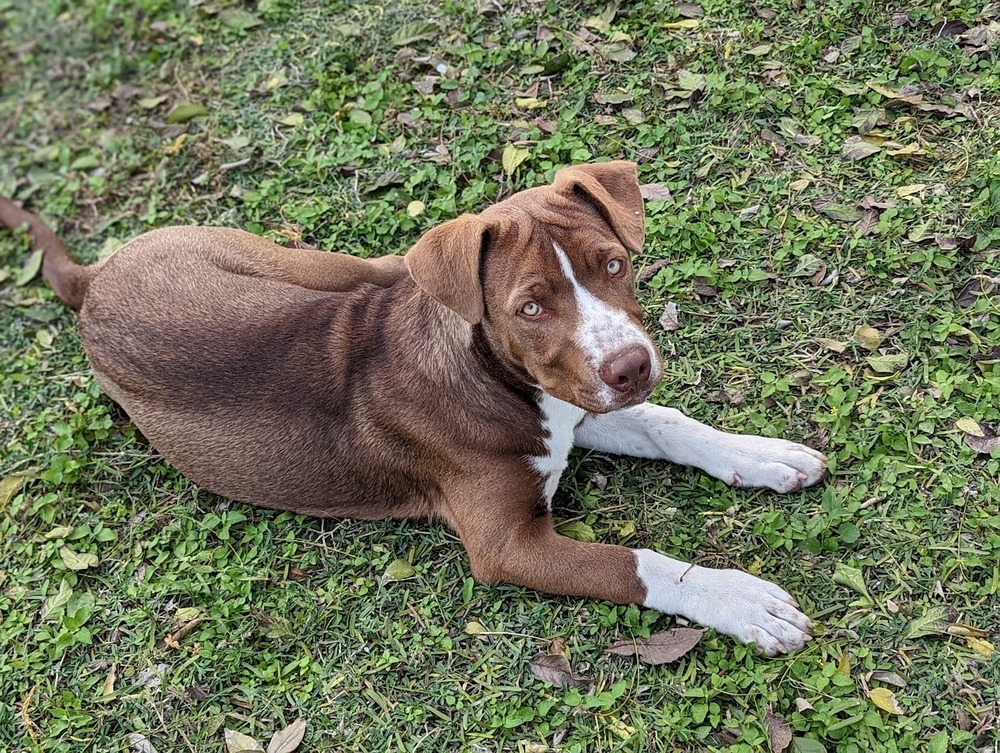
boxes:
[444,474,812,655]
[574,403,827,493]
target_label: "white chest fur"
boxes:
[530,392,587,507]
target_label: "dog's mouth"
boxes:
[547,373,659,415]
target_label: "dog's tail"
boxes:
[0,197,92,310]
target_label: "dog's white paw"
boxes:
[719,436,827,493]
[680,567,813,656]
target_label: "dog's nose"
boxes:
[600,346,652,393]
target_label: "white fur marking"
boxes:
[531,391,587,507]
[573,403,827,492]
[551,243,658,408]
[634,549,813,655]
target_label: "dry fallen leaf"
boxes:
[0,474,25,508]
[853,325,884,350]
[528,652,591,689]
[501,144,530,175]
[266,718,307,753]
[956,417,985,437]
[865,352,908,374]
[127,733,159,753]
[868,687,903,715]
[225,729,265,753]
[870,670,907,688]
[605,628,704,665]
[659,302,682,332]
[639,183,673,201]
[818,338,848,353]
[963,422,1000,454]
[764,706,792,753]
[841,136,881,160]
[965,636,995,658]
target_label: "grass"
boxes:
[1,0,998,750]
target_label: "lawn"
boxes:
[1,0,998,751]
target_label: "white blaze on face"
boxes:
[551,242,658,407]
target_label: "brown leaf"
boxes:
[812,197,862,222]
[692,278,718,297]
[528,652,591,688]
[963,422,1000,454]
[659,302,682,331]
[841,136,881,160]
[955,279,982,307]
[972,345,1000,363]
[637,258,671,283]
[266,718,307,753]
[413,76,438,95]
[932,19,969,37]
[755,6,777,20]
[858,194,895,210]
[675,2,704,18]
[854,208,879,237]
[639,183,673,201]
[891,11,911,27]
[605,627,704,665]
[870,670,907,688]
[764,706,792,753]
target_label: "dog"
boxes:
[0,161,826,655]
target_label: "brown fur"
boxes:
[0,162,655,609]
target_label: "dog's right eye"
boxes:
[520,301,543,319]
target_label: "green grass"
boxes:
[1,0,999,751]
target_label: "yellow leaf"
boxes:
[165,133,187,156]
[664,19,699,29]
[406,200,425,217]
[99,664,117,699]
[868,687,903,715]
[174,606,201,623]
[224,728,264,753]
[277,113,304,127]
[956,417,985,437]
[867,81,899,99]
[1,474,26,509]
[265,70,287,90]
[464,620,488,635]
[515,97,546,109]
[501,144,530,175]
[837,653,851,676]
[887,143,927,157]
[966,636,995,658]
[853,325,884,350]
[788,178,811,191]
[895,183,926,197]
[818,338,848,353]
[60,546,99,571]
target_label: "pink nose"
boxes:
[600,346,652,393]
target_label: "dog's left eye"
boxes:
[606,259,624,276]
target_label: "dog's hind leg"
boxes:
[214,231,409,291]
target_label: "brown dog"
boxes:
[1,162,826,654]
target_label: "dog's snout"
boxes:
[600,346,652,394]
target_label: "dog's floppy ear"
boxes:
[405,214,488,324]
[554,161,645,252]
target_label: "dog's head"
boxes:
[405,161,662,413]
